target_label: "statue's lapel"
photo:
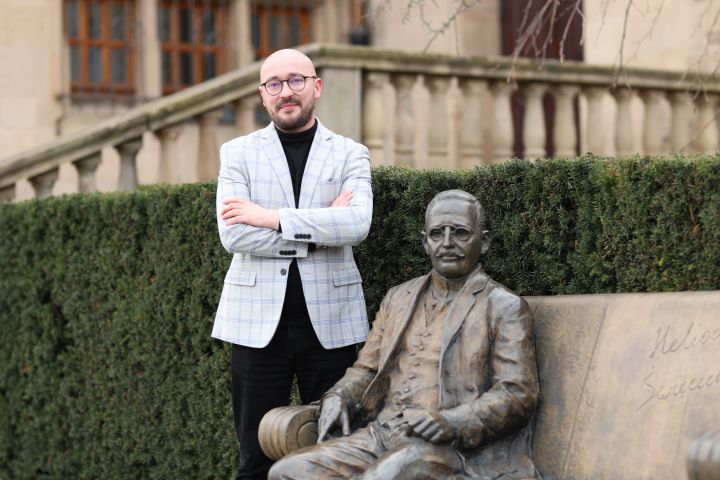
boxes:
[377,274,430,372]
[362,275,430,414]
[440,268,490,360]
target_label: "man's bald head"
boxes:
[260,49,316,83]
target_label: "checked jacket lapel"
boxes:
[260,123,295,208]
[298,121,332,209]
[259,120,332,210]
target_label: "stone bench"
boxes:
[259,290,720,479]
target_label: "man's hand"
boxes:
[317,394,351,443]
[221,197,279,229]
[407,410,456,444]
[330,191,352,207]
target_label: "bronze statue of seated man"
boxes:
[268,190,540,480]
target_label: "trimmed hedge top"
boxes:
[1,155,718,478]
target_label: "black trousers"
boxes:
[231,323,357,480]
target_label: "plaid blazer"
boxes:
[212,120,373,348]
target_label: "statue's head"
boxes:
[422,190,490,279]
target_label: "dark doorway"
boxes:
[501,0,583,158]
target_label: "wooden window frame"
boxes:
[252,1,312,60]
[64,0,136,96]
[160,0,228,95]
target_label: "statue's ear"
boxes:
[480,230,491,255]
[421,231,430,256]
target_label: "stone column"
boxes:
[584,87,606,155]
[158,124,184,183]
[427,76,450,167]
[363,72,389,166]
[29,168,59,199]
[459,78,486,168]
[553,85,578,158]
[614,88,635,156]
[73,152,102,193]
[197,110,223,182]
[523,82,547,160]
[236,96,258,135]
[670,91,692,153]
[232,0,254,68]
[641,90,665,155]
[117,138,143,191]
[696,94,719,154]
[139,0,161,98]
[491,81,515,163]
[393,74,416,167]
[315,67,362,140]
[0,185,15,202]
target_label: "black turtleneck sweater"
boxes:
[276,120,318,326]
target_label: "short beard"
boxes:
[269,97,316,132]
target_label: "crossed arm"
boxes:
[221,191,353,229]
[216,140,371,257]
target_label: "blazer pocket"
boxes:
[224,269,257,286]
[332,267,362,287]
[320,178,344,204]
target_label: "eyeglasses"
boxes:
[427,225,474,242]
[260,75,317,96]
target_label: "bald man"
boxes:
[212,49,373,479]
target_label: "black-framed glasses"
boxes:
[260,75,317,96]
[426,225,474,242]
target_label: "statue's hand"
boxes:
[317,394,351,443]
[407,410,456,444]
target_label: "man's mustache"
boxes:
[437,252,464,259]
[277,101,300,111]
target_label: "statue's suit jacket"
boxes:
[328,266,540,479]
[212,120,373,349]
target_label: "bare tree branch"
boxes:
[559,0,584,63]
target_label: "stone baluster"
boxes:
[236,97,258,135]
[490,81,515,163]
[117,138,142,191]
[670,91,692,153]
[696,94,719,153]
[158,124,184,183]
[459,78,486,168]
[523,82,548,159]
[553,84,578,158]
[29,168,59,199]
[392,74,416,167]
[427,76,451,167]
[197,110,223,182]
[641,90,666,155]
[73,152,102,193]
[363,72,389,166]
[584,87,606,154]
[0,185,16,202]
[614,88,635,156]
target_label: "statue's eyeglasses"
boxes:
[426,225,474,242]
[260,76,317,96]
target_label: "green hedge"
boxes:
[1,156,719,478]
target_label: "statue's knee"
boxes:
[267,457,294,480]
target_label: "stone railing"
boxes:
[2,44,720,201]
[322,46,720,168]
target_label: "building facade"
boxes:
[1,0,719,201]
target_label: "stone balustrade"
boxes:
[2,44,719,201]
[316,46,720,168]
